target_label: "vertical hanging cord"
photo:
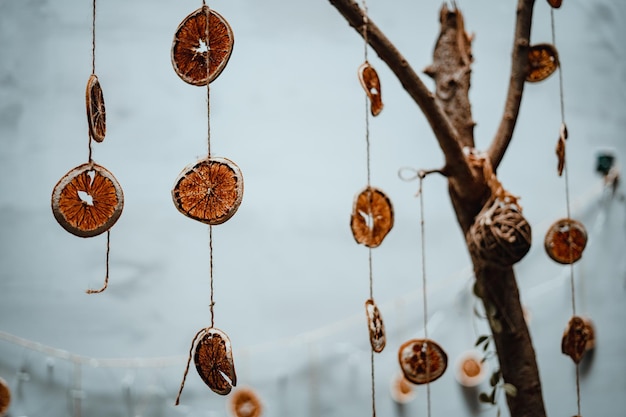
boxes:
[88,0,97,163]
[209,225,215,328]
[204,2,215,328]
[418,172,432,417]
[551,9,580,416]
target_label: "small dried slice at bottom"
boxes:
[350,186,394,248]
[51,163,124,238]
[526,43,559,83]
[365,298,386,353]
[194,328,238,395]
[0,377,10,416]
[172,156,244,225]
[544,218,587,264]
[398,338,448,385]
[358,61,383,116]
[547,0,562,8]
[86,74,106,143]
[561,316,594,364]
[229,387,263,417]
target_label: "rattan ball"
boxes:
[467,199,532,268]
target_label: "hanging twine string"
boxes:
[86,230,111,294]
[551,9,580,416]
[418,171,432,417]
[87,0,97,163]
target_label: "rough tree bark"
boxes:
[327,1,547,416]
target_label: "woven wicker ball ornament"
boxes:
[467,199,532,268]
[358,62,383,116]
[172,157,243,225]
[398,339,448,385]
[86,74,106,143]
[544,218,587,264]
[194,328,237,395]
[0,377,10,417]
[51,163,124,238]
[526,43,559,83]
[350,186,394,248]
[172,6,234,86]
[365,298,386,353]
[229,387,263,417]
[561,316,594,364]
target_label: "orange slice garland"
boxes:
[172,6,234,86]
[544,218,587,264]
[365,298,386,353]
[526,43,559,83]
[86,74,106,143]
[172,157,244,225]
[51,163,124,238]
[350,186,394,248]
[358,61,383,116]
[398,339,448,385]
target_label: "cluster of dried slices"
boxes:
[398,339,448,385]
[358,61,383,116]
[350,186,394,248]
[544,218,587,264]
[365,298,386,353]
[86,74,106,143]
[561,316,595,364]
[526,43,559,83]
[0,377,10,417]
[229,387,263,417]
[51,163,124,238]
[171,6,234,86]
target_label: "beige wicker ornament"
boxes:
[562,316,595,364]
[526,43,559,83]
[358,61,383,116]
[0,377,10,417]
[51,162,124,238]
[545,218,587,264]
[398,339,448,385]
[172,6,234,86]
[86,74,106,143]
[229,387,263,417]
[350,186,394,248]
[365,298,386,353]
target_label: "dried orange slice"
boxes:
[547,0,562,8]
[172,6,234,86]
[561,316,594,364]
[172,157,244,225]
[398,339,448,385]
[229,387,263,417]
[526,43,559,83]
[390,373,416,404]
[0,377,10,416]
[358,61,383,116]
[365,298,386,353]
[86,74,106,143]
[350,186,393,248]
[51,163,124,238]
[454,350,488,387]
[195,328,237,395]
[544,218,587,264]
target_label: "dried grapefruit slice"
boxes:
[51,163,124,238]
[365,298,386,353]
[172,157,243,225]
[171,6,234,86]
[398,339,448,385]
[86,74,106,143]
[194,328,237,395]
[350,186,394,248]
[229,387,263,417]
[526,43,559,83]
[358,61,383,116]
[544,218,587,264]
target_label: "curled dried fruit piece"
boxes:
[172,156,244,225]
[561,316,594,364]
[86,74,106,142]
[398,339,448,385]
[51,163,124,238]
[358,62,383,116]
[544,218,587,264]
[365,298,386,353]
[0,377,10,416]
[229,387,263,417]
[350,186,394,248]
[526,43,559,83]
[171,6,234,86]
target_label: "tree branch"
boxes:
[488,0,536,171]
[328,0,472,180]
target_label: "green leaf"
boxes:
[490,317,503,334]
[502,383,518,398]
[473,281,484,298]
[475,335,490,347]
[489,387,497,404]
[489,370,501,387]
[478,392,491,403]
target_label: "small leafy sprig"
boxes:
[475,335,517,416]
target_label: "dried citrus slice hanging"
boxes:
[526,43,559,83]
[390,373,416,404]
[454,350,488,387]
[358,61,383,116]
[547,0,562,8]
[398,339,448,385]
[229,387,263,417]
[51,163,124,238]
[0,377,10,416]
[86,74,106,143]
[350,186,394,248]
[194,328,237,395]
[171,6,234,86]
[172,156,243,225]
[561,316,594,364]
[544,218,587,264]
[365,298,386,353]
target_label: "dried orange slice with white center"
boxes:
[358,61,383,116]
[229,387,263,417]
[398,339,448,385]
[172,156,243,225]
[172,6,234,86]
[526,43,559,83]
[86,74,106,143]
[51,163,124,238]
[365,298,386,353]
[544,218,587,264]
[194,328,237,395]
[350,186,394,248]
